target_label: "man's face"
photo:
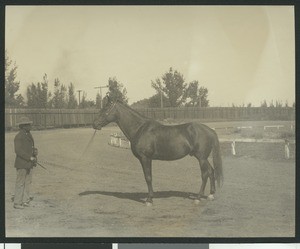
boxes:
[22,124,32,132]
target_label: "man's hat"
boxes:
[17,116,33,125]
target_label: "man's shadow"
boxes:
[78,190,200,204]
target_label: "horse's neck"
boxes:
[116,104,147,141]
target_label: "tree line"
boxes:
[5,51,126,109]
[131,67,209,108]
[5,51,294,109]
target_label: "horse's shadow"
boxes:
[78,190,200,204]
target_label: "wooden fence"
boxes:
[135,107,295,121]
[5,107,295,130]
[5,109,98,130]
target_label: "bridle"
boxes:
[95,101,117,128]
[103,101,117,116]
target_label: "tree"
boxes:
[67,82,77,109]
[5,51,24,107]
[149,93,170,108]
[79,92,87,108]
[59,84,67,108]
[185,80,209,107]
[95,92,102,109]
[40,74,49,108]
[51,78,67,108]
[285,100,289,108]
[50,78,60,108]
[261,100,268,108]
[131,98,150,108]
[107,77,128,103]
[151,67,187,107]
[84,100,95,108]
[26,74,49,108]
[131,94,170,108]
[27,83,38,108]
[275,100,283,108]
[79,92,95,108]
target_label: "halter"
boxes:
[104,101,117,117]
[95,101,117,129]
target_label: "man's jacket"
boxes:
[14,129,35,169]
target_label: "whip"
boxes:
[36,161,49,172]
[35,161,51,173]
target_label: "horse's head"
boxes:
[93,96,118,130]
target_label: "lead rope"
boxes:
[82,129,98,157]
[36,130,98,172]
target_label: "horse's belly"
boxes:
[152,140,191,161]
[152,153,188,161]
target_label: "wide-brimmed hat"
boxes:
[17,116,33,126]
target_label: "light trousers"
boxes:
[14,168,32,205]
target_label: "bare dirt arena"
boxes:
[5,123,295,238]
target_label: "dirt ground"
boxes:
[5,125,295,238]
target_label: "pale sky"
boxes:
[5,5,295,106]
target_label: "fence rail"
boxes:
[5,107,295,130]
[5,108,98,130]
[135,107,295,121]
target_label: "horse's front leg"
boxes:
[139,156,154,206]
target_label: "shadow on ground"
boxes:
[78,190,199,204]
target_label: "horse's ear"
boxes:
[107,93,113,103]
[102,95,110,107]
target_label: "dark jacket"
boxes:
[14,129,35,169]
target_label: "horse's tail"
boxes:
[212,133,223,187]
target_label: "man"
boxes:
[13,116,38,209]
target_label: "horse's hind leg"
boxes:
[196,158,209,199]
[195,156,216,201]
[206,160,216,200]
[139,156,154,206]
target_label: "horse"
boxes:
[92,96,223,205]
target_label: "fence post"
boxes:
[14,108,17,128]
[61,109,64,128]
[231,140,236,156]
[44,112,47,129]
[9,109,12,129]
[284,139,290,159]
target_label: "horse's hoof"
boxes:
[207,194,214,201]
[194,199,201,205]
[146,201,153,207]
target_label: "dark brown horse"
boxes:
[93,96,223,205]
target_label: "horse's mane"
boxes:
[115,99,150,120]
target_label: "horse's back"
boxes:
[132,121,215,160]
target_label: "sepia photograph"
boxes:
[4,5,295,238]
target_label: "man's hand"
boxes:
[30,156,37,166]
[33,148,38,156]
